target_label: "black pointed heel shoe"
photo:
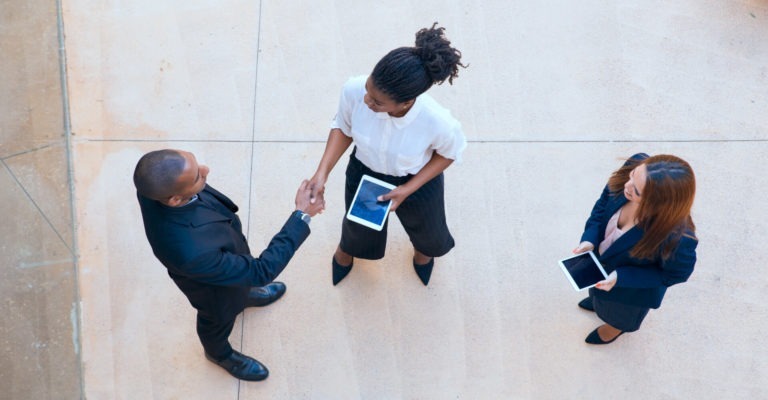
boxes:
[413,258,434,286]
[578,297,594,312]
[585,327,624,345]
[332,257,353,286]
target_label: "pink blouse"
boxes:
[599,209,629,255]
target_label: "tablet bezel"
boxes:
[345,174,396,231]
[558,251,609,291]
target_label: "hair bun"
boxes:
[413,22,466,85]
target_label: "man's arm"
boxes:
[176,179,323,287]
[179,213,310,287]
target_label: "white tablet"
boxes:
[346,174,396,231]
[558,251,608,291]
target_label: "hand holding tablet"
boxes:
[346,175,396,231]
[558,251,608,291]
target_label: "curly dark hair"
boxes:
[371,22,466,103]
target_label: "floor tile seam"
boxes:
[0,142,62,161]
[245,0,264,241]
[0,158,75,256]
[58,0,86,396]
[236,1,263,397]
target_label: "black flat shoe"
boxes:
[413,258,434,286]
[205,350,269,381]
[246,282,286,307]
[332,257,353,286]
[578,297,594,312]
[585,327,624,345]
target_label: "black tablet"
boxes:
[558,251,608,291]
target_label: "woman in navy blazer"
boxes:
[574,153,698,344]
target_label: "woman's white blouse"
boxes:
[330,75,467,177]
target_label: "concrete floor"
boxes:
[1,0,80,399]
[2,0,768,399]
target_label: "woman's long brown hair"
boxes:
[607,155,697,260]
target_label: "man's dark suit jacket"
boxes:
[580,155,697,309]
[137,184,310,322]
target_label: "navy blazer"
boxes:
[580,158,697,309]
[138,184,310,321]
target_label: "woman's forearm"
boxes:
[314,128,353,181]
[402,152,454,194]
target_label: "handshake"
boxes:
[294,180,325,217]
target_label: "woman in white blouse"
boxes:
[309,23,467,286]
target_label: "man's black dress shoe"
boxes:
[332,257,353,286]
[205,350,269,381]
[246,282,286,307]
[413,258,434,286]
[578,297,595,312]
[585,327,624,345]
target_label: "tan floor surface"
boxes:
[3,0,768,399]
[1,0,81,398]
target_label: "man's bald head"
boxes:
[133,149,187,201]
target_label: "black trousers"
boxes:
[196,312,236,360]
[340,150,455,260]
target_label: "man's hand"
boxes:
[377,185,414,212]
[296,179,324,217]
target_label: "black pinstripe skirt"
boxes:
[339,149,455,260]
[589,289,650,332]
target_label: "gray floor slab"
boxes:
[0,0,65,158]
[1,0,760,398]
[252,0,768,143]
[4,143,74,250]
[72,141,252,399]
[230,141,768,398]
[63,0,261,141]
[0,161,79,400]
[1,1,82,398]
[66,141,768,398]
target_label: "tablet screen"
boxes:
[348,178,393,228]
[559,251,607,291]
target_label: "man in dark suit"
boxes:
[134,149,323,381]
